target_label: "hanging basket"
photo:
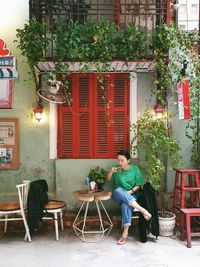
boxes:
[37,88,67,104]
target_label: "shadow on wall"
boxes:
[55,159,116,210]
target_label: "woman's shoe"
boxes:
[142,209,152,221]
[117,235,128,245]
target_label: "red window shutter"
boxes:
[94,75,110,158]
[57,74,94,159]
[57,73,129,159]
[94,74,129,158]
[77,75,93,158]
[57,77,74,158]
[57,107,74,158]
[112,74,129,156]
[95,110,109,157]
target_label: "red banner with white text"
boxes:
[177,78,191,120]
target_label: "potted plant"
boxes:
[130,110,182,236]
[88,166,108,191]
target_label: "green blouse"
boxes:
[111,165,144,192]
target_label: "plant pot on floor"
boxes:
[159,211,176,237]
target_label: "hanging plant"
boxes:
[53,20,118,62]
[115,24,148,60]
[151,24,177,106]
[15,19,49,91]
[96,74,114,127]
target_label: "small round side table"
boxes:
[73,190,113,242]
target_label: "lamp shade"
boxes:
[33,103,43,122]
[154,103,164,114]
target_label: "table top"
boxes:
[73,190,112,202]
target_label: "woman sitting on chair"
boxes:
[107,150,151,245]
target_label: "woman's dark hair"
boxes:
[117,150,130,160]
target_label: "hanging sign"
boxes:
[0,39,10,56]
[0,56,15,67]
[177,78,191,120]
[0,38,18,79]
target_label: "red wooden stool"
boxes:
[180,208,200,248]
[173,169,200,229]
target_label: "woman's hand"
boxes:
[111,167,118,173]
[128,186,141,195]
[107,167,117,181]
[127,190,133,195]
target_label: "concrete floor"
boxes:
[0,227,200,267]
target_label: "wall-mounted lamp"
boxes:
[154,103,164,119]
[33,103,43,123]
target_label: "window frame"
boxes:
[49,72,137,160]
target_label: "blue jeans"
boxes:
[112,187,137,227]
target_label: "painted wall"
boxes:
[167,99,193,191]
[0,0,54,200]
[0,1,193,209]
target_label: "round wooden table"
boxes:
[73,190,113,242]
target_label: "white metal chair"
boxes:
[0,181,31,242]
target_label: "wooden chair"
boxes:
[42,200,66,241]
[0,181,31,242]
[180,208,200,248]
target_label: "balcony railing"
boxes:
[30,0,170,28]
[29,0,171,61]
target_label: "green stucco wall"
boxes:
[56,159,116,211]
[0,1,193,209]
[0,0,54,200]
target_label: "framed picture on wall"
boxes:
[0,80,13,109]
[0,118,19,169]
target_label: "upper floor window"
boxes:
[177,0,199,31]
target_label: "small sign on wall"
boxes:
[0,38,18,109]
[0,80,13,108]
[177,78,191,120]
[0,118,19,169]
